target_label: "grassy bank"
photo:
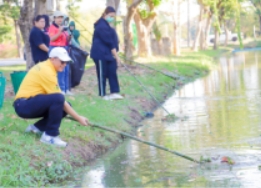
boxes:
[0,50,220,186]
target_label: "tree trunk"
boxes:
[45,0,57,14]
[134,11,156,57]
[254,25,256,40]
[187,0,190,47]
[224,24,229,46]
[123,0,142,61]
[134,13,150,57]
[35,0,47,16]
[173,0,181,56]
[213,28,219,50]
[204,13,212,49]
[14,20,23,58]
[106,0,121,11]
[19,0,34,69]
[259,15,261,34]
[123,13,134,60]
[200,8,210,50]
[199,28,204,50]
[192,5,204,51]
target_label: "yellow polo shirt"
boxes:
[15,60,61,100]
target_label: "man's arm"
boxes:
[49,26,64,41]
[64,101,89,126]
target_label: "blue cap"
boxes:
[106,6,116,14]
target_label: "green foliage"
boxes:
[235,0,243,48]
[251,0,261,16]
[66,0,82,19]
[0,1,20,42]
[201,0,243,30]
[152,23,162,41]
[138,0,163,19]
[0,2,20,20]
[0,26,12,42]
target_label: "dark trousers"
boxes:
[93,59,120,96]
[13,93,67,136]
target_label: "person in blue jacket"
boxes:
[90,6,123,100]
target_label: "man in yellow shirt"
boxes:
[13,47,88,147]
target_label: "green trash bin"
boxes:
[10,71,27,95]
[0,72,6,108]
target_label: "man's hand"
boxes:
[58,26,64,32]
[116,56,121,66]
[77,116,89,126]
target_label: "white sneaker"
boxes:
[25,124,42,134]
[66,90,74,96]
[110,93,124,100]
[61,91,65,95]
[40,132,67,147]
[103,96,111,100]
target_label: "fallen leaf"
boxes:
[47,161,53,167]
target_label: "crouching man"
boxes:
[13,47,88,147]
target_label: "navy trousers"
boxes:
[93,59,120,96]
[13,93,67,136]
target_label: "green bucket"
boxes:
[0,72,6,108]
[10,71,27,95]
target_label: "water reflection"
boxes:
[82,52,261,187]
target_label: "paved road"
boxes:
[0,58,26,66]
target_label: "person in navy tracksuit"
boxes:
[90,6,123,100]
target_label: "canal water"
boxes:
[80,52,261,187]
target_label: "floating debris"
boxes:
[221,156,235,165]
[200,156,212,163]
[162,114,177,122]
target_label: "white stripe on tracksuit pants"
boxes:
[94,59,120,97]
[99,60,104,96]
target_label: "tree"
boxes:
[35,0,47,16]
[203,7,212,49]
[133,0,162,57]
[194,0,243,50]
[0,7,12,42]
[172,0,182,56]
[0,1,23,58]
[192,2,205,51]
[123,0,143,60]
[250,0,261,33]
[212,0,242,49]
[67,0,82,19]
[19,0,34,69]
[107,0,121,11]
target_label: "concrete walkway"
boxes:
[0,58,26,67]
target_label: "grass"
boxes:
[0,50,219,186]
